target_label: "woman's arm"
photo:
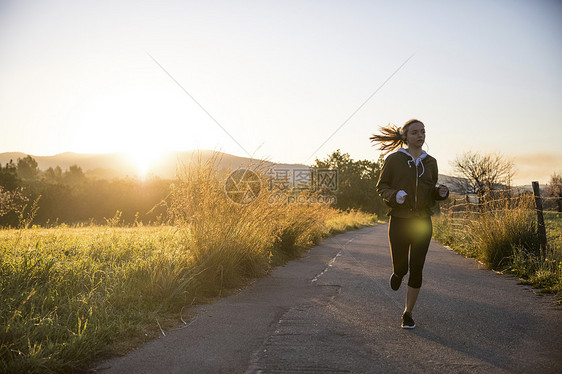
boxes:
[435,184,449,200]
[377,156,400,207]
[431,160,449,200]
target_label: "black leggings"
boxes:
[388,216,433,289]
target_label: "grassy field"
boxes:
[0,155,378,373]
[433,196,562,303]
[1,212,376,373]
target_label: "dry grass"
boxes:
[434,194,561,303]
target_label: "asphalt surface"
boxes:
[93,224,562,373]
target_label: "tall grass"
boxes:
[434,194,561,302]
[473,197,539,268]
[0,154,377,373]
[1,226,194,373]
[325,209,379,235]
[510,245,562,297]
[166,154,338,293]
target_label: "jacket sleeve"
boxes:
[433,186,449,201]
[377,156,399,208]
[430,161,449,201]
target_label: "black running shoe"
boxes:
[401,311,416,329]
[390,273,402,291]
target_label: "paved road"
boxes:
[94,224,562,373]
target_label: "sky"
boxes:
[0,0,561,185]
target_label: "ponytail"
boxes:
[369,124,405,154]
[369,119,423,155]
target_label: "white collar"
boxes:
[397,148,427,165]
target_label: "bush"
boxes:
[166,153,338,294]
[473,196,539,268]
[434,193,561,302]
[435,195,539,269]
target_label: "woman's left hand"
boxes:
[438,184,449,197]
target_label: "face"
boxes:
[405,122,425,148]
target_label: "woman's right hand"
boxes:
[396,190,408,204]
[438,184,449,198]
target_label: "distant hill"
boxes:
[0,150,311,180]
[0,151,473,191]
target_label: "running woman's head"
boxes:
[369,119,425,154]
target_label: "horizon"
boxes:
[0,148,554,187]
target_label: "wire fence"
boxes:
[441,190,560,215]
[438,182,561,253]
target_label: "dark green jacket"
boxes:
[377,149,448,218]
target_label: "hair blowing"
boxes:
[369,119,423,154]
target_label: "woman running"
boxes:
[370,119,449,329]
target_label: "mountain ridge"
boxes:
[0,150,479,191]
[0,150,310,180]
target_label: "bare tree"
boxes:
[546,172,562,212]
[0,186,28,218]
[451,151,515,199]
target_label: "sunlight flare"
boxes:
[125,147,164,179]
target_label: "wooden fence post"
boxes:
[532,181,548,254]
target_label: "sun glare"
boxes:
[68,87,199,178]
[68,83,236,180]
[125,148,163,179]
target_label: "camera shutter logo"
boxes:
[224,168,261,204]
